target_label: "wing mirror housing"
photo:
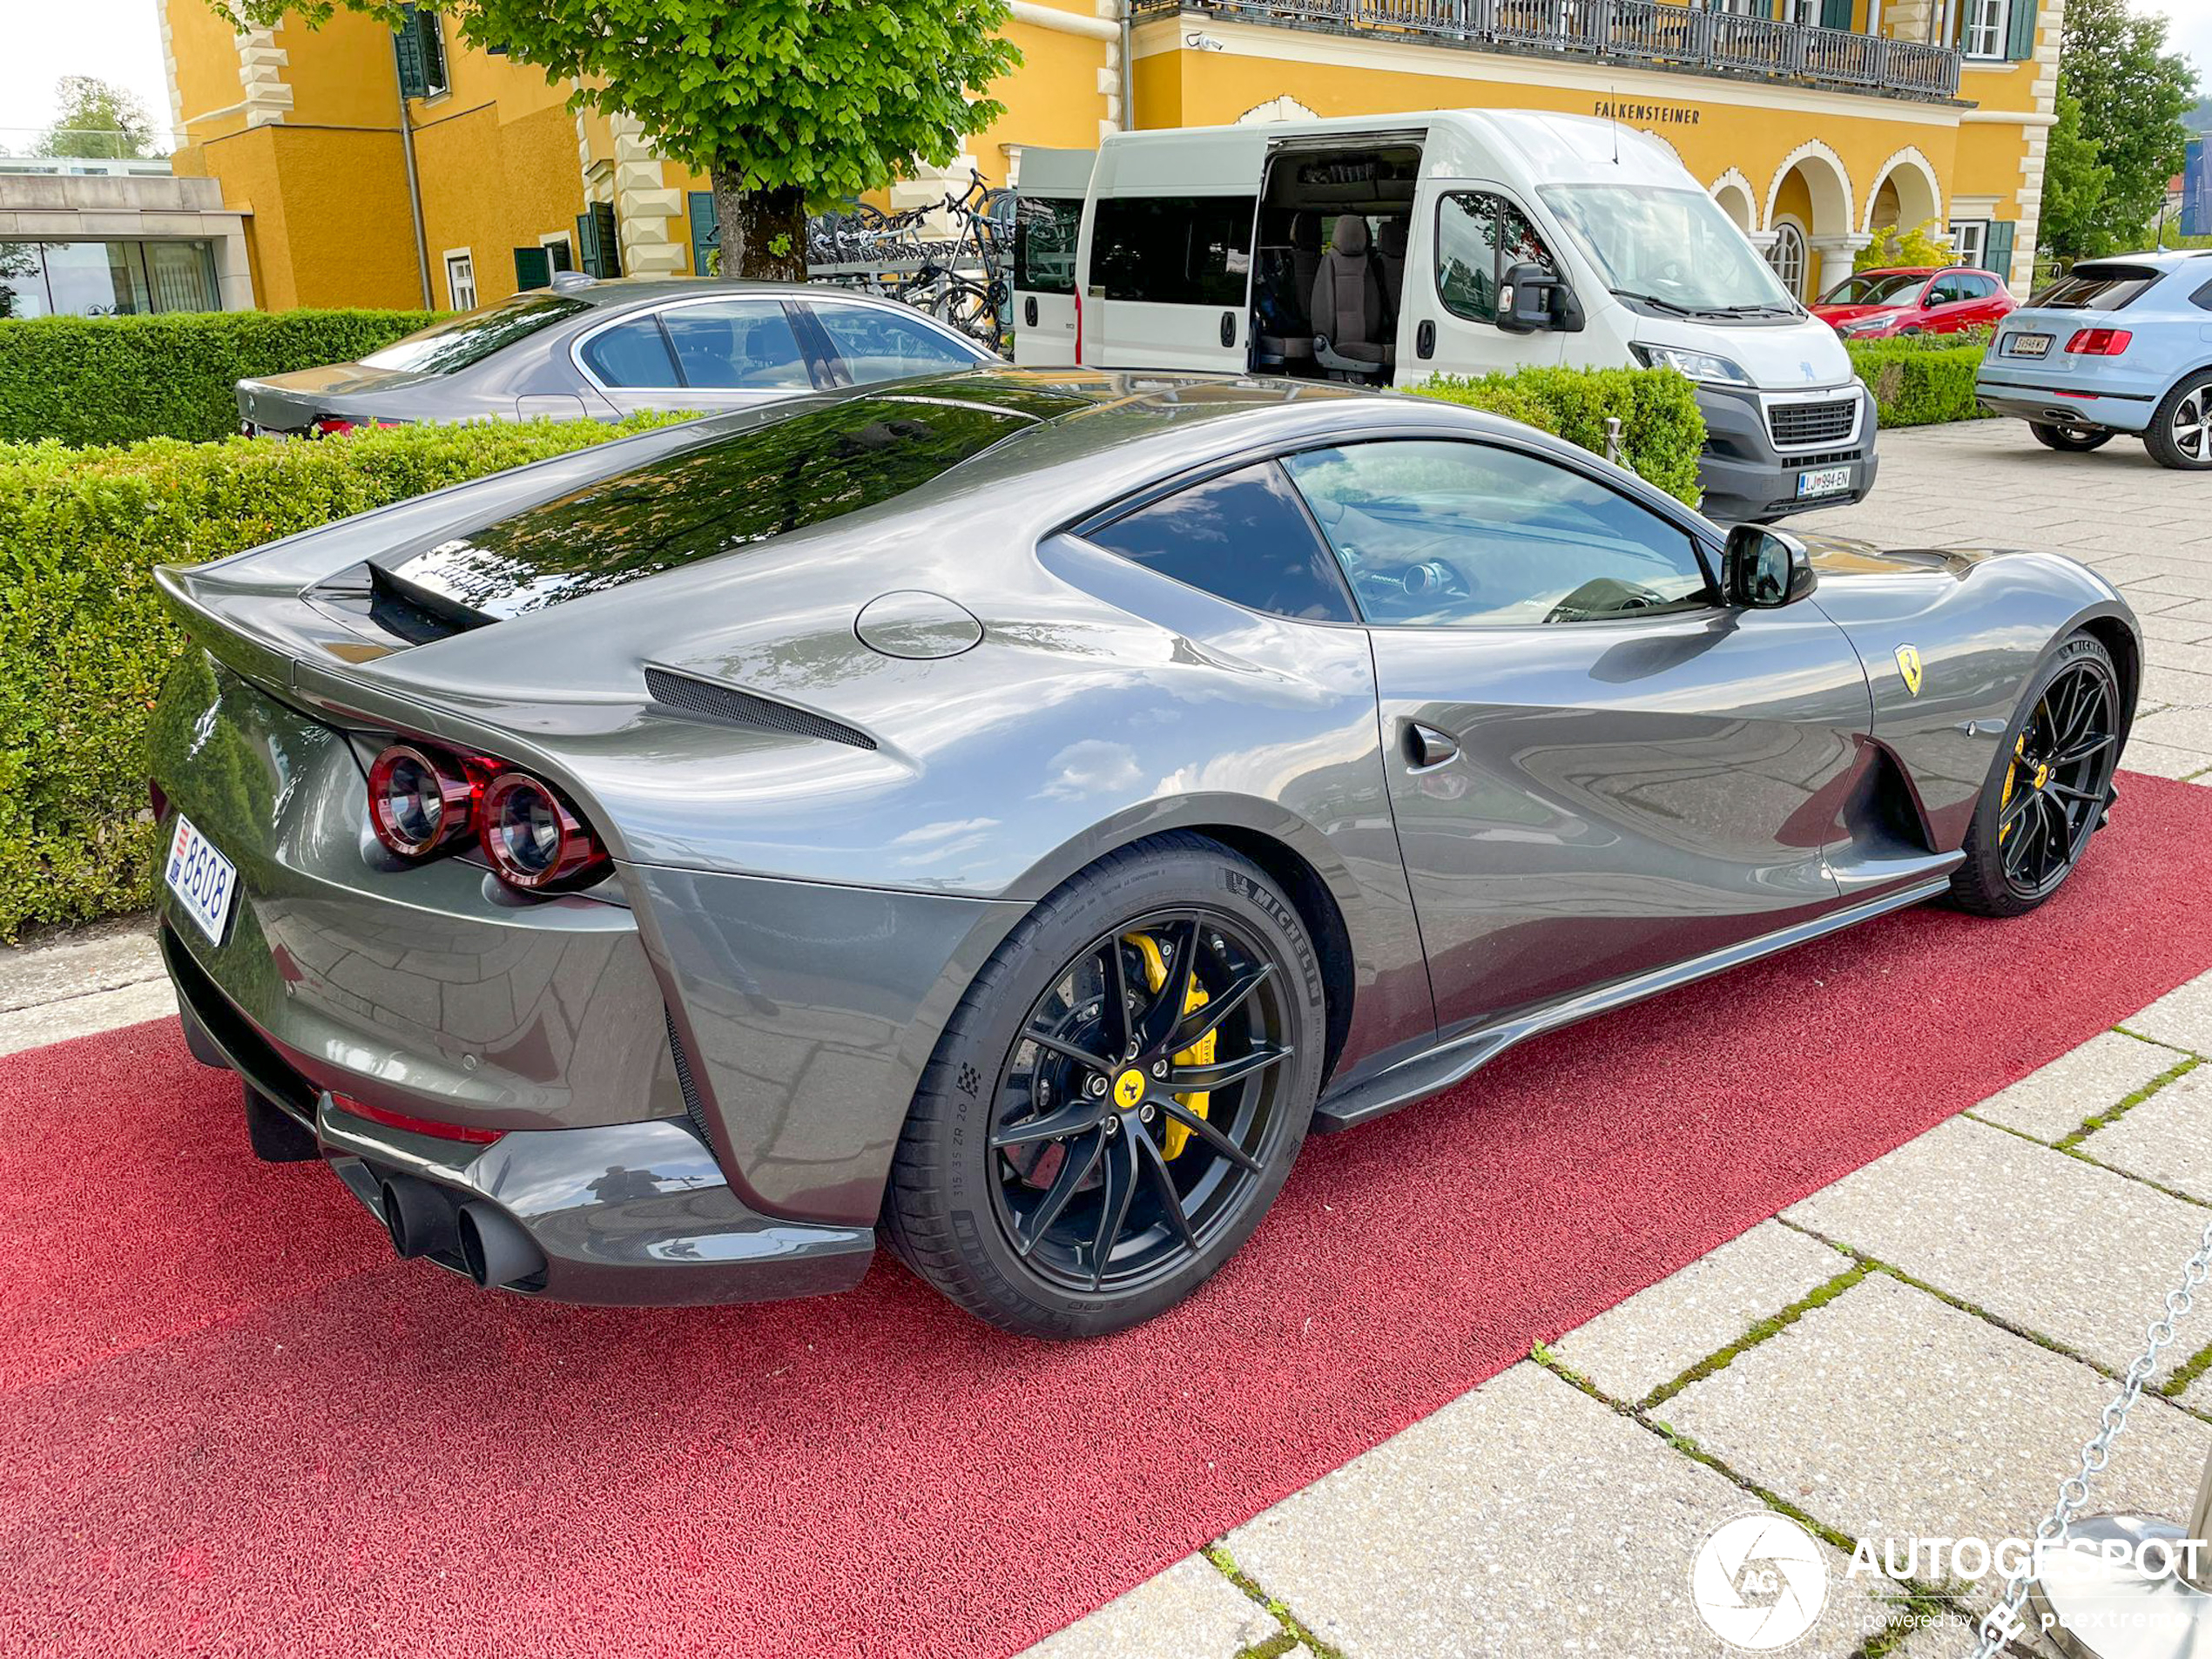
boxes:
[1498,261,1575,334]
[1723,523,1817,608]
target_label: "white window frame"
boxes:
[1963,0,2006,59]
[442,248,476,311]
[1947,219,1989,271]
[538,231,576,276]
[1765,219,1809,300]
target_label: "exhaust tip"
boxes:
[456,1201,547,1290]
[378,1173,458,1260]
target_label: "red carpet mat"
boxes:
[3,772,2209,1659]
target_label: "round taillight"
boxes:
[368,744,477,858]
[477,772,608,891]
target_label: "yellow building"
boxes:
[161,0,2060,311]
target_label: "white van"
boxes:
[1009,148,1095,368]
[1030,110,1875,522]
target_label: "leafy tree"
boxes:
[1854,219,1954,273]
[219,0,1021,280]
[2036,91,2112,266]
[2049,0,2195,255]
[36,76,159,160]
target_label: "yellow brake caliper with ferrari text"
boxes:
[1128,932,1211,1159]
[2000,733,2024,842]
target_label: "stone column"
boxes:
[2006,0,2063,298]
[609,113,686,278]
[1808,232,1873,299]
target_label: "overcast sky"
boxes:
[3,0,2206,157]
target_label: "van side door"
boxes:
[1012,192,1084,367]
[1399,183,1568,383]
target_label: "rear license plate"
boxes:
[164,814,239,946]
[1797,465,1852,499]
[2004,333,2053,359]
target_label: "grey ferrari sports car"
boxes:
[150,368,2138,1338]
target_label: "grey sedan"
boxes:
[154,369,2136,1339]
[233,275,997,436]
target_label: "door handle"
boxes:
[1403,721,1458,772]
[1416,320,1435,360]
[1023,296,1038,327]
[1220,311,1238,348]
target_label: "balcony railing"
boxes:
[1136,0,1963,100]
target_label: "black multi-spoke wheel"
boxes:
[883,835,1325,1338]
[1950,632,2125,917]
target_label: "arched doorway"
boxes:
[1710,169,1757,233]
[1764,144,1855,300]
[1863,147,1945,246]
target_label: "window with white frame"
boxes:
[1963,0,2006,57]
[1764,221,1808,300]
[539,233,575,275]
[1947,220,1988,271]
[444,250,476,311]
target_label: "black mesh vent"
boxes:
[664,1005,720,1155]
[644,666,876,751]
[1767,399,1858,448]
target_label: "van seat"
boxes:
[1311,215,1393,380]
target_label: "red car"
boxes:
[1812,266,2016,341]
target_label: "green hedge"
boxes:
[0,309,439,448]
[1410,365,1707,507]
[1848,339,1990,428]
[0,415,686,940]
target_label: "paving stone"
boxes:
[1784,1116,2212,1379]
[1224,1363,1893,1659]
[1665,1275,2212,1612]
[0,978,178,1059]
[1969,1031,2189,1143]
[1015,1555,1278,1659]
[2121,739,2212,779]
[0,915,161,1013]
[2144,666,2212,714]
[2078,1065,2212,1201]
[2141,615,2212,645]
[2128,971,2212,1055]
[2147,641,2212,678]
[2132,704,2212,755]
[1551,1220,1849,1405]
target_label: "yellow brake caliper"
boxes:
[1127,932,1211,1159]
[2000,733,2024,843]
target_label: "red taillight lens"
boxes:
[477,771,610,891]
[368,743,482,858]
[309,416,356,438]
[2064,328,2133,355]
[330,1092,503,1145]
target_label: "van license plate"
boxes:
[2004,333,2052,359]
[164,814,239,947]
[1796,465,1852,499]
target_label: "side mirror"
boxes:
[1498,260,1568,334]
[1723,523,1817,608]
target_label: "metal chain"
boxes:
[1971,1212,2212,1656]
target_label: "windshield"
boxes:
[358,293,590,374]
[1822,272,1925,307]
[1538,185,1796,314]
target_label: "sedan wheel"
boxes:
[884,835,1325,1337]
[1949,632,2123,916]
[2146,372,2212,471]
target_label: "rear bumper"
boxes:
[1974,377,2155,434]
[166,926,873,1305]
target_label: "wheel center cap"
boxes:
[1112,1069,1146,1110]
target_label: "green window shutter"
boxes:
[688,191,718,275]
[1983,219,2016,285]
[512,245,552,292]
[2005,0,2037,58]
[393,9,427,98]
[1820,0,1853,30]
[576,204,623,279]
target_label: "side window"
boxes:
[1926,273,1973,305]
[1435,192,1555,326]
[1280,441,1711,628]
[658,299,813,391]
[809,303,980,386]
[1085,462,1357,624]
[579,314,680,388]
[1956,272,2000,300]
[2194,278,2212,314]
[1091,195,1257,306]
[1015,197,1082,295]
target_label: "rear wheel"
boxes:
[883,834,1325,1338]
[2145,372,2212,470]
[1948,632,2123,917]
[2028,420,2114,453]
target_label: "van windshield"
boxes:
[1538,185,1797,316]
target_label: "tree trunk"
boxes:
[710,168,806,282]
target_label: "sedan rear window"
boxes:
[2028,266,2159,312]
[359,293,590,374]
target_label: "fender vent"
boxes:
[664,1005,720,1157]
[644,666,876,751]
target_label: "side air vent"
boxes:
[643,666,877,751]
[664,1006,721,1158]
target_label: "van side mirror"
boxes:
[1498,261,1568,334]
[1723,524,1817,608]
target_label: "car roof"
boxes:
[559,274,854,309]
[2071,249,2212,273]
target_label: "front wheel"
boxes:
[2028,420,2113,453]
[2145,372,2212,470]
[1948,631,2124,917]
[883,835,1325,1338]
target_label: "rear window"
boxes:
[2028,265,2160,312]
[1091,195,1256,307]
[380,396,1029,618]
[358,293,590,374]
[1086,462,1356,624]
[1015,196,1082,295]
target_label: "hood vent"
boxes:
[643,666,877,752]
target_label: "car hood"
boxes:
[1811,303,1901,325]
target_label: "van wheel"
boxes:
[2145,372,2212,470]
[2028,421,2112,454]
